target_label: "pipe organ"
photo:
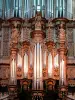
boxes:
[0,0,74,99]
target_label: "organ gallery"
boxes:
[0,0,75,100]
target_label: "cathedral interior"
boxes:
[0,0,75,100]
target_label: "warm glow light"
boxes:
[24,53,28,78]
[17,53,22,67]
[48,53,52,77]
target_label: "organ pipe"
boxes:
[34,44,37,89]
[60,59,64,85]
[43,51,46,67]
[11,59,16,84]
[48,53,52,78]
[40,44,43,90]
[17,53,22,67]
[54,54,59,68]
[33,43,43,90]
[24,53,28,78]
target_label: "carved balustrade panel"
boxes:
[3,27,10,57]
[67,28,73,43]
[0,65,10,85]
[67,66,75,86]
[0,65,9,79]
[67,28,74,57]
[67,66,75,79]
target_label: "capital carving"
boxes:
[46,41,55,52]
[10,48,17,59]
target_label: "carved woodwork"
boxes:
[0,65,9,86]
[45,78,56,90]
[0,11,75,97]
[17,67,22,79]
[67,66,75,79]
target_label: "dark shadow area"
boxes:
[43,90,59,100]
[18,90,32,100]
[0,85,8,93]
[68,86,75,93]
[17,80,32,100]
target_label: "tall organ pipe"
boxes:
[24,53,28,78]
[33,43,43,90]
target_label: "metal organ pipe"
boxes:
[40,44,43,90]
[32,0,37,17]
[43,51,46,67]
[60,59,64,86]
[54,54,59,68]
[34,44,37,89]
[33,43,43,90]
[42,0,45,17]
[11,59,16,84]
[17,53,22,68]
[55,0,67,17]
[24,53,28,78]
[36,43,40,90]
[37,0,40,6]
[48,53,52,78]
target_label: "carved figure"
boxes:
[35,15,41,30]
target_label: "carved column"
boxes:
[21,41,31,91]
[46,41,56,90]
[8,18,23,93]
[46,41,55,78]
[29,13,46,100]
[8,48,17,93]
[53,18,68,99]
